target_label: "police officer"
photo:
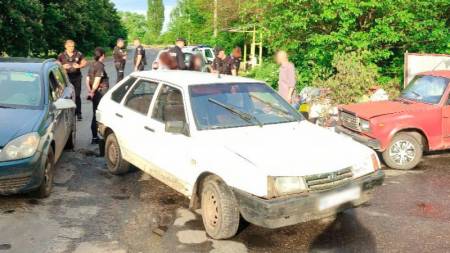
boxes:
[169,38,187,70]
[133,38,147,71]
[86,47,109,144]
[212,47,236,76]
[113,38,127,83]
[58,40,87,121]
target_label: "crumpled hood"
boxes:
[198,121,374,176]
[0,108,44,147]
[340,100,433,119]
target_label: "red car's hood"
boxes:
[340,100,434,119]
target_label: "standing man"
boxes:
[169,38,186,70]
[58,40,87,121]
[211,47,236,76]
[276,50,296,104]
[133,38,147,71]
[113,38,127,83]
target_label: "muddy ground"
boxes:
[0,49,449,253]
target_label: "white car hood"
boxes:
[197,121,373,177]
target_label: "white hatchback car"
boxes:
[96,71,384,239]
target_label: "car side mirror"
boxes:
[165,121,190,136]
[54,98,76,110]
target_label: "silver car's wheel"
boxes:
[382,133,423,170]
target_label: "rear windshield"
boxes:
[0,70,42,108]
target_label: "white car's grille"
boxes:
[304,168,353,192]
[340,111,361,132]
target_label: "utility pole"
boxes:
[213,0,218,38]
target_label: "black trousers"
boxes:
[115,62,125,83]
[69,75,82,116]
[91,91,103,139]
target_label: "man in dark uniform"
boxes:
[212,47,236,76]
[133,38,147,71]
[86,47,109,144]
[113,38,127,83]
[58,40,87,121]
[169,38,186,70]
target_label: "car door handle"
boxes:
[115,113,123,118]
[144,126,155,132]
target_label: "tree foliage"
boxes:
[0,0,126,57]
[120,12,148,42]
[147,0,164,42]
[163,0,450,92]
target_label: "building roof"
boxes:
[131,70,264,86]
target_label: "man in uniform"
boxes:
[133,38,147,71]
[212,47,236,76]
[113,38,127,83]
[169,38,186,70]
[58,40,87,121]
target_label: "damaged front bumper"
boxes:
[233,170,384,229]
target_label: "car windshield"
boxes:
[189,83,303,130]
[400,75,449,104]
[0,70,42,108]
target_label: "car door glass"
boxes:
[205,49,213,59]
[49,72,63,101]
[112,77,137,103]
[124,79,158,115]
[152,85,186,123]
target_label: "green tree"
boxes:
[120,12,148,42]
[147,0,164,42]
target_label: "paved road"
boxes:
[1,50,450,252]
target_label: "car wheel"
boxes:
[201,175,240,239]
[105,133,130,175]
[34,147,55,198]
[382,132,423,170]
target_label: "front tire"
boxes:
[201,175,240,239]
[105,133,130,175]
[34,147,55,198]
[382,132,423,170]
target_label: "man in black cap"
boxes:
[133,38,147,71]
[169,38,186,70]
[58,40,87,121]
[113,38,127,83]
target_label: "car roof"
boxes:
[417,70,450,79]
[131,70,264,86]
[0,57,56,73]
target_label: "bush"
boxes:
[243,62,280,89]
[313,51,400,104]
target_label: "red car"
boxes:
[336,71,450,170]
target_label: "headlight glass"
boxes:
[359,119,370,132]
[352,153,379,178]
[268,176,307,197]
[0,133,40,162]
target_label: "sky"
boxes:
[111,0,177,31]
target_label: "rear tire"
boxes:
[201,175,240,239]
[34,147,55,198]
[382,133,423,170]
[105,133,130,175]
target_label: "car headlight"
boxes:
[268,176,308,198]
[0,133,40,162]
[359,119,371,132]
[352,153,380,178]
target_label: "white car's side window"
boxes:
[124,79,158,115]
[111,77,137,104]
[151,84,186,123]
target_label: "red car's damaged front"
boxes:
[336,71,450,170]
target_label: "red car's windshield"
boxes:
[400,76,449,104]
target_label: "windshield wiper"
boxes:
[0,105,15,109]
[249,94,299,122]
[208,98,263,127]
